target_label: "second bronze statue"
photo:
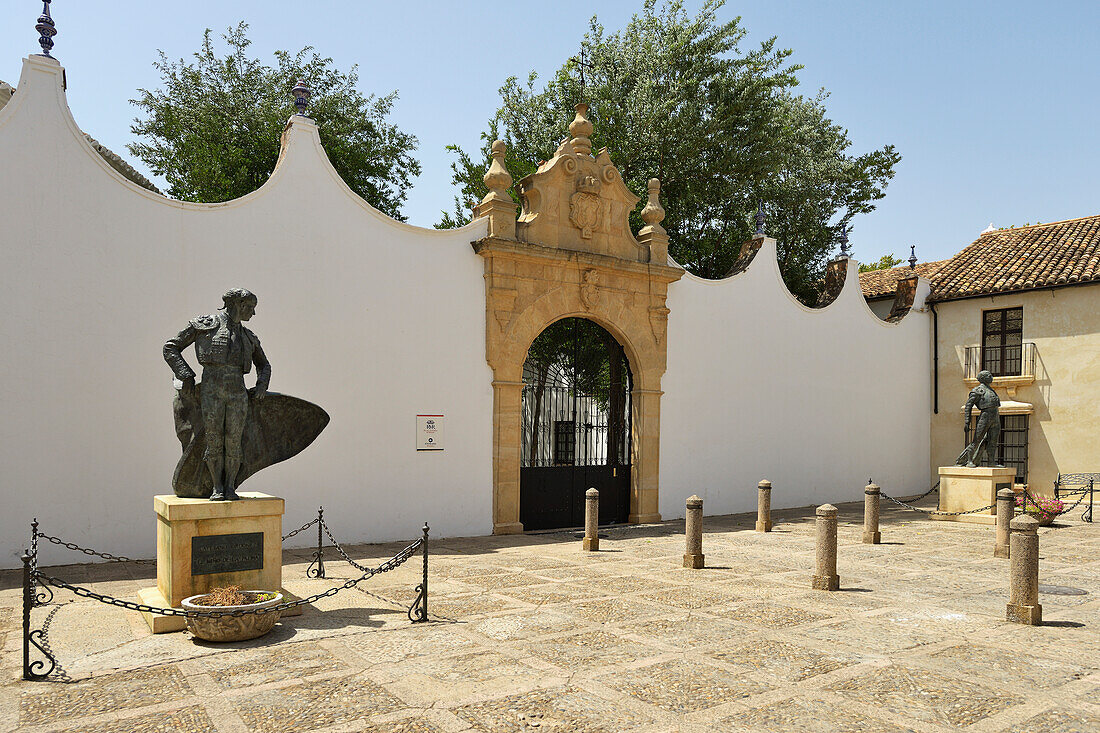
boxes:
[956,369,1005,469]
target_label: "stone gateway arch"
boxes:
[473,105,684,533]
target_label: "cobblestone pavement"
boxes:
[2,499,1099,732]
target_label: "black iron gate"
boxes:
[520,318,632,531]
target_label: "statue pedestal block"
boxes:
[931,466,1019,525]
[138,492,301,633]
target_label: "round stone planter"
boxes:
[181,591,283,642]
[1025,512,1056,527]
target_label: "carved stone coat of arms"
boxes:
[569,175,601,239]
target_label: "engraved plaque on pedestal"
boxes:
[191,532,264,575]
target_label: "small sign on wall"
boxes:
[416,415,444,451]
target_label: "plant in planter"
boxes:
[181,585,283,642]
[1015,495,1063,526]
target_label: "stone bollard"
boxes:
[863,480,881,544]
[755,480,772,532]
[683,495,705,568]
[1006,514,1042,625]
[582,488,599,551]
[811,504,840,590]
[994,488,1014,559]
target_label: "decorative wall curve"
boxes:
[0,55,491,567]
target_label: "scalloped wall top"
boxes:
[668,234,925,326]
[0,55,484,237]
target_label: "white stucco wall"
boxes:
[0,56,493,568]
[660,240,932,518]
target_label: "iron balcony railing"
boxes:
[963,342,1037,380]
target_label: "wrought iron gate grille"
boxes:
[520,318,632,530]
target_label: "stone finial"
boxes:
[908,245,917,269]
[484,140,513,195]
[569,103,594,157]
[640,179,666,233]
[838,224,851,258]
[36,1,57,57]
[754,200,766,236]
[475,140,517,240]
[291,79,311,116]
[638,178,669,264]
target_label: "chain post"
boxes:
[315,506,325,579]
[23,550,56,680]
[29,518,52,606]
[409,522,429,623]
[22,551,31,679]
[30,518,39,604]
[420,522,429,620]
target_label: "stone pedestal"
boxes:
[138,492,300,633]
[582,488,599,552]
[931,466,1018,525]
[811,504,840,591]
[755,480,772,532]
[683,495,704,569]
[1006,515,1042,625]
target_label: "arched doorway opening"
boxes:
[520,318,632,530]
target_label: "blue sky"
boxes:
[2,1,1097,264]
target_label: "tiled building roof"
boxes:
[928,215,1100,301]
[859,260,946,299]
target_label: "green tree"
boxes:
[129,23,420,218]
[858,253,905,273]
[439,0,900,302]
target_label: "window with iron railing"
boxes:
[983,307,1022,375]
[963,342,1036,380]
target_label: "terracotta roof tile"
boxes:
[929,215,1100,301]
[859,260,946,299]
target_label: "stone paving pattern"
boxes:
[2,499,1099,731]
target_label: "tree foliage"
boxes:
[129,23,420,218]
[439,0,900,302]
[858,253,905,273]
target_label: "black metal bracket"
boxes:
[23,551,57,681]
[305,506,325,579]
[30,519,53,607]
[408,523,429,623]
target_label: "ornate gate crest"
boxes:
[570,175,601,239]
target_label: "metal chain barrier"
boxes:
[36,537,423,619]
[879,481,997,516]
[884,479,1091,519]
[282,517,318,541]
[37,531,153,565]
[23,517,430,680]
[318,517,373,574]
